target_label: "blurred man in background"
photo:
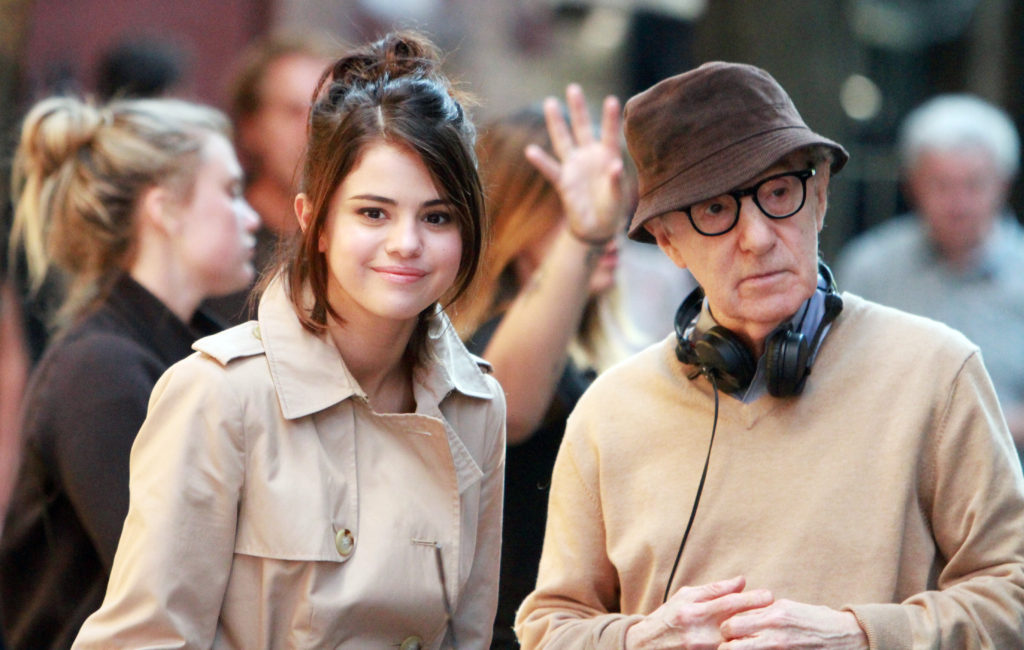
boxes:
[837,94,1024,465]
[204,31,335,323]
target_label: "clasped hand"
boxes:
[625,576,868,649]
[525,84,625,246]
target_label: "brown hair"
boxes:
[451,106,561,336]
[228,29,337,124]
[9,95,229,330]
[452,106,638,372]
[274,31,485,364]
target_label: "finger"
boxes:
[674,575,746,604]
[524,143,562,186]
[543,96,573,160]
[599,94,622,150]
[718,596,778,639]
[566,83,595,146]
[706,589,773,621]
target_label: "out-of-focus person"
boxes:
[451,92,636,647]
[836,94,1024,464]
[95,37,187,101]
[203,30,336,324]
[0,95,258,649]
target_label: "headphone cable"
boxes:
[663,371,720,603]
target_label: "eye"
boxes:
[705,201,728,215]
[423,211,452,226]
[359,207,386,220]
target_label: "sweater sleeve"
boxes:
[846,351,1024,649]
[515,412,644,649]
[47,333,165,570]
[72,354,246,649]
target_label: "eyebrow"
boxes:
[349,194,450,208]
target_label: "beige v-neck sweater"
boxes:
[516,294,1024,649]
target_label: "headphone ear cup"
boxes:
[765,328,810,397]
[694,326,756,394]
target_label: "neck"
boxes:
[327,315,418,414]
[128,253,201,325]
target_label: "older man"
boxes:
[515,62,1024,649]
[837,94,1024,463]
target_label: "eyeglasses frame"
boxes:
[682,167,817,237]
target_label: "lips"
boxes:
[373,265,428,283]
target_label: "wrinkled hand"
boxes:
[525,83,625,245]
[720,598,868,649]
[625,576,774,650]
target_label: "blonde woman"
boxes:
[0,96,258,649]
[450,87,634,647]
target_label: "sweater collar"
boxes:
[103,273,222,366]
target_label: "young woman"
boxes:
[0,95,257,650]
[450,88,635,647]
[74,32,505,649]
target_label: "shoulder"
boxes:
[835,216,921,277]
[829,294,977,377]
[566,335,686,450]
[580,335,680,404]
[33,321,160,392]
[151,322,273,414]
[192,321,266,366]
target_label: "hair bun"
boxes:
[19,96,109,177]
[326,31,443,92]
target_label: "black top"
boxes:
[0,274,222,650]
[466,316,594,649]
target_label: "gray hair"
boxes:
[900,93,1020,179]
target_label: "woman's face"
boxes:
[301,141,463,328]
[173,133,260,298]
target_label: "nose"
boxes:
[734,195,775,254]
[386,215,423,257]
[238,198,260,233]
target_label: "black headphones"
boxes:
[674,262,843,397]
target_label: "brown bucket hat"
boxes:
[624,61,849,243]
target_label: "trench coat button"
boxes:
[400,636,423,650]
[335,528,354,557]
[251,324,261,340]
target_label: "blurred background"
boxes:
[1,0,1021,261]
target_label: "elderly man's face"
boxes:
[905,147,1007,266]
[646,153,829,354]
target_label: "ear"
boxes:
[295,193,313,233]
[138,185,180,236]
[295,192,328,253]
[646,217,689,270]
[813,165,830,233]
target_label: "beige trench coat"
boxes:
[74,279,506,649]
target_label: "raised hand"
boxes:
[525,83,625,246]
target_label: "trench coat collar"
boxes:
[258,276,493,420]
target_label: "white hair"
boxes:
[900,94,1020,179]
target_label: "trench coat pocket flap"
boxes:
[194,322,266,366]
[233,508,355,563]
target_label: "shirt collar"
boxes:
[258,276,493,420]
[104,273,222,366]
